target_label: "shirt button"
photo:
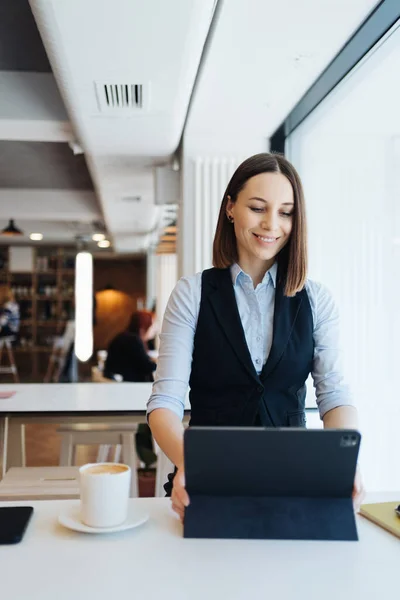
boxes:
[255,359,261,365]
[257,385,264,393]
[256,336,261,342]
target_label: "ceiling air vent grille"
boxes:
[95,83,147,113]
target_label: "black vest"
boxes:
[189,267,314,428]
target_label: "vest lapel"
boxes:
[261,279,304,379]
[207,268,259,384]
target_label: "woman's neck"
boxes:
[237,257,275,288]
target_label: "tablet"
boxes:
[0,506,34,545]
[184,427,361,541]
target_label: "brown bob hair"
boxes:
[127,310,153,336]
[212,152,307,297]
[0,284,15,307]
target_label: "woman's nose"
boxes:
[261,213,278,231]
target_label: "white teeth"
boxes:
[256,235,276,242]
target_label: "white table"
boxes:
[0,494,399,600]
[0,383,319,475]
[0,383,190,475]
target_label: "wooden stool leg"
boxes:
[113,444,122,463]
[96,445,111,462]
[0,417,8,480]
[59,434,74,466]
[20,425,26,467]
[121,433,139,498]
[71,444,77,466]
[6,419,25,469]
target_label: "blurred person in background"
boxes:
[105,309,158,468]
[104,309,157,382]
[0,284,20,339]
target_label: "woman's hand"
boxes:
[352,465,366,512]
[171,466,190,523]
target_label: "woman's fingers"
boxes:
[171,502,185,521]
[175,485,190,507]
[171,467,190,523]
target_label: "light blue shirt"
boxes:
[147,263,354,421]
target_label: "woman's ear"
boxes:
[226,195,234,220]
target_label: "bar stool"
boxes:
[0,336,19,382]
[57,423,139,497]
[0,466,80,500]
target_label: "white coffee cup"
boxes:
[79,462,131,528]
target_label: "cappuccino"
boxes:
[84,464,128,476]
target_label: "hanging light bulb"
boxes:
[1,219,24,236]
[74,251,93,362]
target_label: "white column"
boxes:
[179,156,244,277]
[156,254,178,325]
[146,249,157,310]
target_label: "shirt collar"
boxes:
[230,262,277,289]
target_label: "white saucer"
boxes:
[58,505,149,534]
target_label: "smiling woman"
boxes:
[146,152,363,521]
[213,153,307,295]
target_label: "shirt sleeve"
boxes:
[306,280,355,419]
[146,273,201,420]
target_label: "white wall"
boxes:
[156,254,178,326]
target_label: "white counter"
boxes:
[0,495,399,600]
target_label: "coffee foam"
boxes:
[83,464,129,476]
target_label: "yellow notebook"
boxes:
[360,502,400,539]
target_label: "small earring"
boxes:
[227,215,234,223]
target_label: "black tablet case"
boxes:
[184,428,360,541]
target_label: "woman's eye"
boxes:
[250,207,293,217]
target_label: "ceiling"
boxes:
[28,0,217,253]
[0,0,382,252]
[0,141,93,189]
[185,0,380,146]
[0,0,216,250]
[0,0,99,246]
[0,0,51,72]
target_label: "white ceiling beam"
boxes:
[0,190,101,221]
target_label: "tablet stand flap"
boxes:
[184,495,358,541]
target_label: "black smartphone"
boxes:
[0,506,34,544]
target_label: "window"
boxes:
[287,20,400,491]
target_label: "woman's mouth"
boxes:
[253,233,279,245]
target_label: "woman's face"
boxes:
[226,172,294,270]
